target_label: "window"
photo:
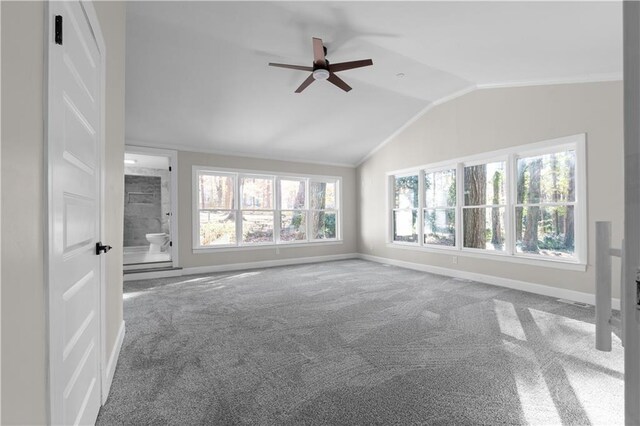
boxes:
[424,168,456,246]
[279,178,306,242]
[310,180,338,240]
[240,176,274,244]
[515,149,576,259]
[462,161,506,251]
[194,167,340,249]
[392,174,419,243]
[197,172,236,246]
[387,134,586,267]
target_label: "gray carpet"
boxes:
[97,259,623,425]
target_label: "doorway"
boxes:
[123,147,178,272]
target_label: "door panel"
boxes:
[48,1,103,425]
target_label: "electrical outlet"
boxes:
[452,256,458,265]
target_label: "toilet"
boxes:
[146,233,170,252]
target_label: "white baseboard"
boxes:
[123,253,359,281]
[102,320,125,404]
[358,253,621,311]
[123,268,183,281]
[182,253,358,275]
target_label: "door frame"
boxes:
[124,145,180,269]
[44,0,108,421]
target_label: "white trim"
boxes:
[102,321,125,404]
[475,73,623,91]
[387,134,587,267]
[193,240,343,254]
[126,138,355,169]
[123,253,358,281]
[193,166,342,249]
[125,145,180,268]
[359,253,618,310]
[385,134,583,176]
[123,268,185,282]
[386,242,586,271]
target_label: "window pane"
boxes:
[517,150,576,204]
[242,211,274,243]
[425,169,456,208]
[241,177,273,209]
[310,181,336,210]
[393,209,418,243]
[463,162,505,206]
[280,179,306,209]
[515,205,575,258]
[310,211,336,239]
[280,211,306,241]
[198,174,234,209]
[463,207,505,251]
[199,211,236,246]
[394,175,419,209]
[424,209,455,246]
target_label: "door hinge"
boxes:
[169,166,172,172]
[55,15,63,45]
[169,241,173,247]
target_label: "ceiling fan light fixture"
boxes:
[313,69,330,80]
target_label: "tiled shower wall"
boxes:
[124,166,171,247]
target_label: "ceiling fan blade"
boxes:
[327,72,352,92]
[312,37,325,66]
[295,73,316,93]
[329,59,373,73]
[269,63,313,72]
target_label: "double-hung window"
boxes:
[423,168,456,247]
[194,167,341,250]
[515,148,576,259]
[197,171,236,246]
[387,134,586,267]
[240,175,275,244]
[310,179,339,240]
[279,178,307,242]
[462,160,507,252]
[392,174,419,243]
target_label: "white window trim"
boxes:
[386,134,588,271]
[192,166,342,251]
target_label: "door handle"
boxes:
[96,242,112,255]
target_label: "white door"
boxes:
[47,1,104,424]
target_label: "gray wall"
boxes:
[124,165,171,236]
[1,2,126,423]
[357,81,623,298]
[124,175,162,246]
[177,151,357,269]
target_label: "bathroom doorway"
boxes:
[123,147,178,271]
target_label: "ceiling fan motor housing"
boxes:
[312,68,330,80]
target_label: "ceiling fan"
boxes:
[269,37,373,93]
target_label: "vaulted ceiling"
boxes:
[125,1,621,166]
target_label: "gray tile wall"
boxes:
[124,175,162,247]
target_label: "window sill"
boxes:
[193,240,343,254]
[386,242,587,271]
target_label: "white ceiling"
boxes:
[125,1,622,166]
[124,152,170,169]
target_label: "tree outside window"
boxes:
[393,175,419,243]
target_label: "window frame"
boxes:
[461,156,509,254]
[391,171,421,245]
[193,166,342,252]
[277,176,309,245]
[422,165,458,249]
[386,134,587,270]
